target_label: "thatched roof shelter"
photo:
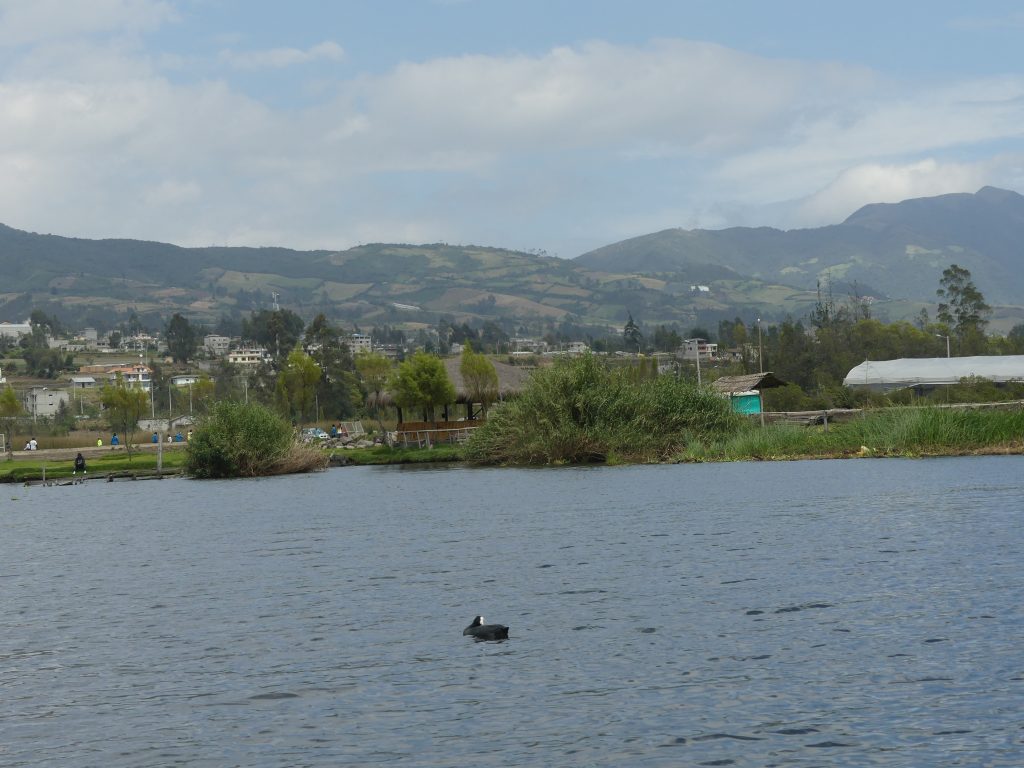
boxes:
[711,372,786,394]
[442,356,532,403]
[369,356,533,408]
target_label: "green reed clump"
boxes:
[187,400,327,478]
[835,406,1024,453]
[679,405,1024,461]
[463,355,742,465]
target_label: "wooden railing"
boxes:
[388,420,482,448]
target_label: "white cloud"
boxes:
[144,179,202,206]
[220,41,344,71]
[791,159,992,226]
[0,27,1021,253]
[0,0,174,47]
[345,40,871,157]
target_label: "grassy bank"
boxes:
[334,444,463,465]
[1,450,189,483]
[678,406,1024,462]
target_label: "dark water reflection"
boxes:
[2,456,1022,766]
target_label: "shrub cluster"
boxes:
[463,355,742,465]
[186,400,327,478]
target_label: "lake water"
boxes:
[2,457,1022,766]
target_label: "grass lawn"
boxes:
[334,444,464,465]
[1,450,189,483]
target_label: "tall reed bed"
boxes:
[463,355,742,464]
[678,406,1024,462]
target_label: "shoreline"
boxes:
[6,433,1022,483]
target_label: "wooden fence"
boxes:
[388,420,481,448]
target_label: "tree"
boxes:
[165,313,198,363]
[304,314,359,420]
[1007,324,1024,354]
[391,352,455,422]
[22,346,66,379]
[460,343,499,418]
[652,325,682,353]
[356,352,392,428]
[101,375,149,458]
[29,309,63,336]
[180,376,216,416]
[243,309,305,359]
[936,264,990,352]
[274,347,322,424]
[0,385,22,455]
[623,312,643,352]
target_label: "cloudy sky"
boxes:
[1,0,1023,258]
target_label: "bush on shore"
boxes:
[463,355,742,465]
[186,401,328,478]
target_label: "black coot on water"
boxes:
[463,616,509,641]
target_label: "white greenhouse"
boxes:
[843,355,1024,393]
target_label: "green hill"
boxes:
[0,227,817,333]
[3,186,1023,335]
[575,187,1024,306]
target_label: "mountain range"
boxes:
[1,186,1023,334]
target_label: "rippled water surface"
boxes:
[2,457,1023,766]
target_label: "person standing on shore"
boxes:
[73,453,86,475]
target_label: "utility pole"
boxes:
[757,318,764,374]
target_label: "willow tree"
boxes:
[391,352,455,422]
[1,385,22,455]
[274,347,322,424]
[101,375,149,458]
[460,344,499,418]
[356,351,392,428]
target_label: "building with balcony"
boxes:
[107,364,153,391]
[348,333,373,354]
[679,338,718,362]
[227,348,271,367]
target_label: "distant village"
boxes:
[0,315,733,423]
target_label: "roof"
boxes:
[711,372,786,394]
[371,356,533,406]
[844,355,1024,392]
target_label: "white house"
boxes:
[228,348,271,366]
[107,364,152,391]
[25,387,70,418]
